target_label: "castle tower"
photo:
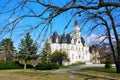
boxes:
[71,20,82,45]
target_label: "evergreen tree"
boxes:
[41,41,51,63]
[105,56,113,68]
[0,38,15,61]
[17,32,38,69]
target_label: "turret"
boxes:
[71,20,82,45]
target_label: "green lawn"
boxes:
[0,67,120,80]
[0,69,71,80]
[76,67,120,80]
[60,62,85,69]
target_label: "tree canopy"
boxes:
[40,41,51,63]
[17,32,38,69]
[51,50,69,66]
[0,38,15,61]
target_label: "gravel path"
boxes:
[51,64,105,80]
[51,64,105,73]
[69,64,105,70]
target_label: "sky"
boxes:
[0,0,120,50]
[0,0,74,49]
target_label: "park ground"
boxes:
[0,64,120,80]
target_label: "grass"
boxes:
[81,67,116,73]
[59,65,72,69]
[76,67,120,80]
[0,69,71,80]
[0,67,120,80]
[70,62,85,66]
[60,62,85,69]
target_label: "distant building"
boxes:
[0,54,13,61]
[48,20,100,65]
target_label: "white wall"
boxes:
[50,43,91,65]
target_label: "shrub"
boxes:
[35,62,59,70]
[51,63,60,69]
[26,64,34,68]
[15,61,34,68]
[70,62,85,66]
[0,61,23,70]
[14,61,24,67]
[105,57,113,68]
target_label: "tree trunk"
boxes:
[24,59,27,69]
[3,53,7,61]
[4,56,6,61]
[24,63,26,69]
[115,60,120,73]
[105,7,120,73]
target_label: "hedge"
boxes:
[35,62,59,70]
[0,61,23,70]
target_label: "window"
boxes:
[56,46,58,49]
[79,55,81,59]
[72,54,74,59]
[63,45,64,49]
[71,46,74,50]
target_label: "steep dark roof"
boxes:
[66,34,72,44]
[52,31,58,43]
[53,31,58,37]
[60,33,67,43]
[51,32,72,44]
[81,37,85,46]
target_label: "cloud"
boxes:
[85,34,115,45]
[36,40,45,54]
[9,19,14,23]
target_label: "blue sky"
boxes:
[0,0,120,50]
[0,0,76,49]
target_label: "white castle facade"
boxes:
[48,21,99,65]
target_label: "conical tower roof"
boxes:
[73,20,80,31]
[74,20,78,26]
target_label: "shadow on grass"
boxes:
[74,67,118,80]
[73,72,116,80]
[81,67,116,73]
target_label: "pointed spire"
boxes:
[74,20,78,26]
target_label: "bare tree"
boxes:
[0,0,120,73]
[80,6,120,73]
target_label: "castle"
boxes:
[48,20,100,65]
